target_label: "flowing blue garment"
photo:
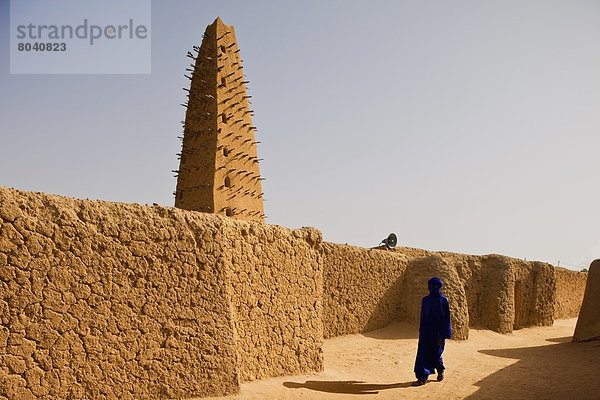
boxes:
[414,277,452,381]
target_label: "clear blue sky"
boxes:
[1,0,599,270]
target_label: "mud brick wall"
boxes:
[396,253,470,339]
[401,252,555,334]
[510,259,555,330]
[0,186,325,398]
[323,244,557,341]
[468,255,515,333]
[322,244,469,340]
[435,253,487,330]
[397,251,509,334]
[573,259,600,342]
[322,243,476,340]
[397,250,555,334]
[223,221,323,381]
[554,267,588,319]
[0,187,239,399]
[321,243,410,339]
[0,185,583,398]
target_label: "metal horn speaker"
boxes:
[380,233,397,249]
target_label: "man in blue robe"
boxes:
[412,277,452,386]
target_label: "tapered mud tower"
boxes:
[174,17,265,222]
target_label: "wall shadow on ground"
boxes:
[361,321,419,340]
[465,338,600,399]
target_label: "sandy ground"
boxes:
[201,318,600,400]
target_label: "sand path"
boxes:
[202,319,599,399]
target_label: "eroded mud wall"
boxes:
[0,187,325,399]
[322,244,470,340]
[323,245,557,340]
[573,260,600,342]
[223,221,323,381]
[321,243,409,339]
[0,187,239,399]
[554,267,588,319]
[0,185,579,398]
[397,253,470,339]
[510,259,555,330]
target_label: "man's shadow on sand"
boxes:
[283,380,414,395]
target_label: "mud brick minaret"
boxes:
[174,17,265,222]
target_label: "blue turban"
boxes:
[428,277,443,296]
[428,277,443,288]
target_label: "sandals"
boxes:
[413,371,444,386]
